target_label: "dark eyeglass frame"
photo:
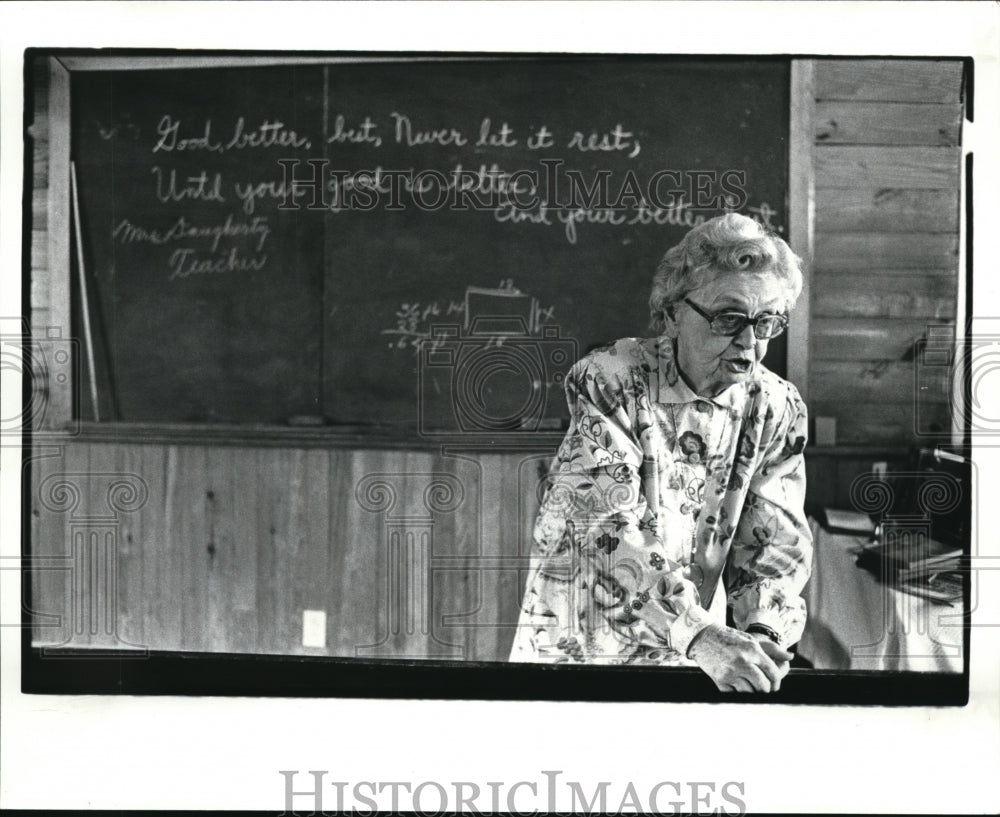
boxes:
[683,297,789,339]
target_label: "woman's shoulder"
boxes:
[753,366,807,422]
[574,337,660,377]
[566,338,659,407]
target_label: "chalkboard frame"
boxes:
[34,51,811,448]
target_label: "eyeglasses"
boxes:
[683,298,788,339]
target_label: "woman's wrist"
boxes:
[746,623,781,644]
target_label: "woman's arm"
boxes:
[531,352,715,658]
[726,385,814,649]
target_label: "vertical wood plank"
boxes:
[42,57,72,430]
[788,59,815,401]
[437,451,482,662]
[137,444,169,648]
[113,441,145,648]
[332,448,384,657]
[203,446,235,652]
[30,446,71,647]
[178,446,210,652]
[229,446,260,653]
[297,448,332,654]
[158,446,187,650]
[256,448,291,654]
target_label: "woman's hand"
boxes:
[687,624,793,692]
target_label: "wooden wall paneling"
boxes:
[813,233,958,271]
[276,448,304,655]
[158,445,189,651]
[325,448,356,657]
[67,442,102,648]
[788,59,816,401]
[405,448,439,658]
[85,442,118,648]
[814,60,964,103]
[203,446,237,652]
[812,273,957,319]
[811,318,950,360]
[811,400,950,444]
[810,360,949,403]
[229,446,261,653]
[497,452,539,661]
[31,230,48,272]
[32,188,48,233]
[296,448,333,654]
[173,445,210,652]
[42,58,72,430]
[461,452,500,663]
[479,452,508,661]
[254,447,298,654]
[815,188,959,233]
[27,454,43,646]
[112,441,145,648]
[30,447,72,647]
[815,101,962,146]
[137,443,172,649]
[429,450,478,661]
[815,146,961,189]
[330,449,384,658]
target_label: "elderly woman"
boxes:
[510,212,812,693]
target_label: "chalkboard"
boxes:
[71,57,790,431]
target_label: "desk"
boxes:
[798,519,964,672]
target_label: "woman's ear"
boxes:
[660,303,680,339]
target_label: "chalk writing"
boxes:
[526,125,555,150]
[225,117,312,151]
[557,206,628,244]
[476,118,517,148]
[152,114,312,153]
[112,215,271,252]
[167,247,268,281]
[328,114,382,147]
[153,115,222,153]
[567,125,641,159]
[390,112,468,147]
[381,284,557,355]
[151,166,225,203]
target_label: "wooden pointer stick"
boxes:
[69,161,100,422]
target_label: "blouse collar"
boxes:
[650,337,751,410]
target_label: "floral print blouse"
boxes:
[510,336,812,666]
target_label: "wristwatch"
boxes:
[746,623,781,644]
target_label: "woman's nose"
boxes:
[732,323,757,349]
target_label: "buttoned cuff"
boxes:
[670,604,715,657]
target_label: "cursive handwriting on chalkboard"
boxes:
[390,112,468,147]
[567,125,641,158]
[153,114,313,153]
[151,166,225,203]
[167,247,268,281]
[112,214,271,252]
[328,115,383,147]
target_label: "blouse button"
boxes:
[683,563,705,588]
